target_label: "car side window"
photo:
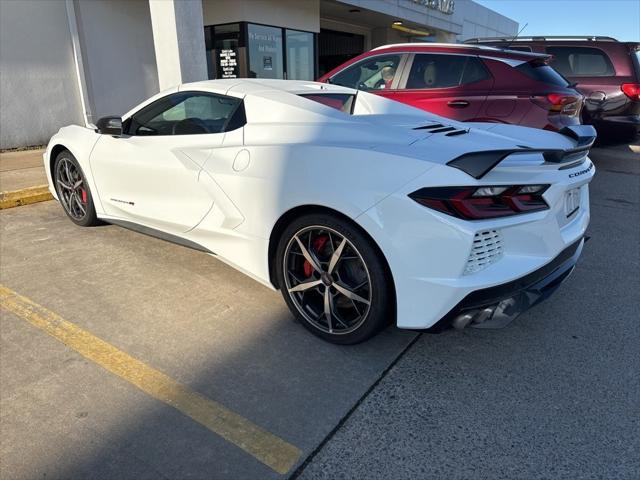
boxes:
[329,54,402,91]
[460,56,491,85]
[126,92,244,136]
[404,54,489,89]
[546,46,615,77]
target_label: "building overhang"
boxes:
[325,0,463,35]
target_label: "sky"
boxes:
[474,0,640,42]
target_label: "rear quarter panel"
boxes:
[206,143,435,240]
[195,141,434,286]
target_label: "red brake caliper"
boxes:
[303,235,328,277]
[81,189,87,203]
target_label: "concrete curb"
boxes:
[0,186,53,210]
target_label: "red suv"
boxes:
[465,36,640,141]
[317,43,584,131]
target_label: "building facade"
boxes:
[0,0,517,148]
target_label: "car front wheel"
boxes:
[53,150,100,227]
[276,213,393,344]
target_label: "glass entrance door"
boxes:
[286,29,314,80]
[318,29,365,77]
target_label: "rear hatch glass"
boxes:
[299,93,356,113]
[516,62,570,87]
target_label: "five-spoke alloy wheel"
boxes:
[277,213,392,344]
[53,151,100,227]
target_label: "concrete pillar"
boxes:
[148,0,207,90]
[371,27,389,49]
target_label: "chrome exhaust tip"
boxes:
[472,307,495,325]
[452,312,474,330]
[452,306,498,330]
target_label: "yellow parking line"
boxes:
[0,285,301,474]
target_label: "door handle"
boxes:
[447,100,470,108]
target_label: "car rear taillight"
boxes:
[621,83,640,101]
[531,93,581,116]
[409,185,550,220]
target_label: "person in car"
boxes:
[378,65,396,89]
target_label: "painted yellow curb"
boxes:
[0,185,53,210]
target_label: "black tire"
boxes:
[276,212,393,344]
[53,150,101,227]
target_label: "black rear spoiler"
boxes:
[447,125,597,179]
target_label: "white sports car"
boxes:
[44,79,595,344]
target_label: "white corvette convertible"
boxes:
[44,79,595,344]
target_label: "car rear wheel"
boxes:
[276,213,392,344]
[53,150,100,227]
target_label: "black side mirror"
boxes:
[95,116,123,136]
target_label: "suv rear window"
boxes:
[515,62,570,87]
[546,46,615,76]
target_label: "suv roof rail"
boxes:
[371,42,501,51]
[369,42,547,56]
[464,36,619,43]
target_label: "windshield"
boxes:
[298,93,356,114]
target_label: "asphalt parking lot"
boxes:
[1,142,639,479]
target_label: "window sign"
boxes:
[219,49,238,78]
[205,23,241,79]
[248,24,283,79]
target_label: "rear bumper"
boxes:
[442,237,584,330]
[598,115,640,127]
[356,154,594,331]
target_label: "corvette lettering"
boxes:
[569,163,594,178]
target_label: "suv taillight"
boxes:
[409,185,550,220]
[532,93,581,116]
[621,83,640,101]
